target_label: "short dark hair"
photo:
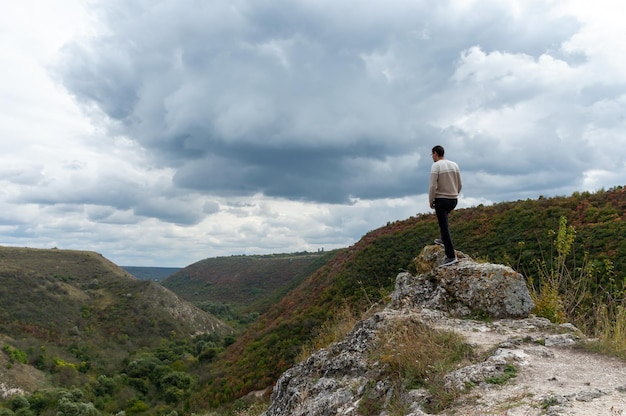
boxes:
[432,145,445,157]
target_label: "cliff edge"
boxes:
[263,246,626,416]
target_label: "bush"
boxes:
[163,387,185,404]
[125,398,149,414]
[159,372,192,390]
[2,345,28,365]
[9,396,29,411]
[56,397,99,416]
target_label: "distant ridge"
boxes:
[122,265,181,281]
[162,251,338,315]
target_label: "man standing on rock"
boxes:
[429,145,462,266]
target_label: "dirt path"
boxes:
[424,312,626,416]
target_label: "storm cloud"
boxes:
[55,0,614,204]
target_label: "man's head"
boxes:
[432,145,445,161]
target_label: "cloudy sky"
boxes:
[1,0,625,267]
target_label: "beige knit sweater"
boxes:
[429,159,462,202]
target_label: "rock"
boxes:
[544,333,579,347]
[263,313,386,416]
[393,246,534,318]
[575,388,605,402]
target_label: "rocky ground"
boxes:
[427,311,626,416]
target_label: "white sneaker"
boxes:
[434,239,444,247]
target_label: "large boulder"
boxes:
[392,245,534,318]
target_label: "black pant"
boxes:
[434,198,457,258]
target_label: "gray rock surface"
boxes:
[392,245,534,318]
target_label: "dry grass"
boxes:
[294,301,477,414]
[369,318,476,414]
[585,304,626,358]
[530,281,566,324]
[199,400,269,416]
[296,303,360,362]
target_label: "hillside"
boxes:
[194,186,626,409]
[162,251,338,322]
[122,266,181,281]
[0,247,230,345]
[0,246,232,413]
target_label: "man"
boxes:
[429,145,462,266]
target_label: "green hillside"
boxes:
[193,186,626,409]
[0,247,232,414]
[161,251,338,325]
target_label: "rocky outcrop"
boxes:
[393,245,534,318]
[265,314,386,416]
[263,246,568,416]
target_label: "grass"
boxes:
[369,318,476,414]
[200,400,269,416]
[584,304,626,359]
[296,303,360,363]
[528,216,626,358]
[485,364,518,385]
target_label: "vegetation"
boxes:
[529,215,626,358]
[0,186,625,414]
[0,247,231,414]
[297,303,360,363]
[161,251,337,327]
[367,319,476,414]
[485,364,518,385]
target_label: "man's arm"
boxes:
[428,168,438,209]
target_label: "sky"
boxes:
[1,0,625,267]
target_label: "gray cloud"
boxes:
[54,0,592,205]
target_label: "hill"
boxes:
[122,266,181,281]
[161,251,338,324]
[193,186,626,409]
[0,246,232,413]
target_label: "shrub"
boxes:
[163,387,185,404]
[159,372,192,390]
[529,216,626,356]
[125,398,149,415]
[55,395,99,416]
[9,396,29,411]
[2,345,28,365]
